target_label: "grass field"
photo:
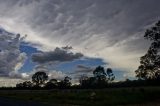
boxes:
[0,87,160,106]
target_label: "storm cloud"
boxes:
[0,0,159,80]
[32,47,83,64]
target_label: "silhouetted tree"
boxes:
[93,66,115,87]
[16,83,23,88]
[22,81,33,88]
[45,79,58,89]
[88,77,96,87]
[63,76,72,87]
[135,21,160,80]
[79,75,97,88]
[79,66,115,88]
[16,81,33,89]
[107,68,115,82]
[58,76,72,88]
[93,66,106,78]
[32,71,48,87]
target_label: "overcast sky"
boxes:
[0,0,160,86]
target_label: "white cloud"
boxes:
[0,77,24,87]
[48,70,66,80]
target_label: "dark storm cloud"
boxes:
[32,47,83,63]
[25,0,160,39]
[0,0,160,77]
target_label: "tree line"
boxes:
[16,66,115,89]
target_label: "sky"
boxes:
[0,0,160,86]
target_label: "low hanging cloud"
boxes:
[32,47,83,64]
[0,29,27,78]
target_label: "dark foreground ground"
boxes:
[0,87,160,106]
[0,97,47,106]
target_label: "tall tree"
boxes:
[93,66,106,78]
[32,71,48,86]
[135,21,160,80]
[93,66,115,86]
[107,68,115,82]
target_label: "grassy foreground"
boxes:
[0,87,160,106]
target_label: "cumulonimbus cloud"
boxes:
[0,29,27,78]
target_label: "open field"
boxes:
[0,87,160,106]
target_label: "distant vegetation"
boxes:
[15,66,115,89]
